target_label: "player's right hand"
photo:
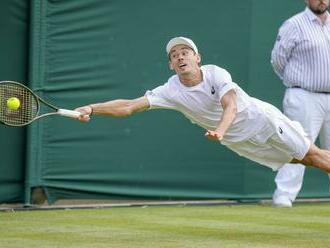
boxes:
[74,106,92,122]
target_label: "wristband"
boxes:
[89,105,94,115]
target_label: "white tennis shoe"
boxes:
[273,196,292,208]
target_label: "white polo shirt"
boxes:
[271,7,330,92]
[145,64,270,143]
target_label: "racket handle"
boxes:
[57,109,82,118]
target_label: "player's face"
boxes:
[168,45,201,76]
[306,0,329,15]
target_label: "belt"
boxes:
[291,86,330,94]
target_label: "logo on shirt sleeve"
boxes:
[276,35,281,41]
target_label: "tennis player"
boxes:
[75,36,330,174]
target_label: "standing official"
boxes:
[271,0,330,207]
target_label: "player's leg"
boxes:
[291,144,330,173]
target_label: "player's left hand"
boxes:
[205,130,223,141]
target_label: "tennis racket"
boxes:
[0,81,82,127]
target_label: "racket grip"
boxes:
[57,109,82,118]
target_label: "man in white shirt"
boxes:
[76,36,330,178]
[271,0,330,207]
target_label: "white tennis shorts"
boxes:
[224,101,311,171]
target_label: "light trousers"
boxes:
[273,88,330,201]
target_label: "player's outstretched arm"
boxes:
[75,96,150,122]
[205,89,237,141]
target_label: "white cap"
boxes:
[166,36,198,55]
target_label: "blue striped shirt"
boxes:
[271,7,330,92]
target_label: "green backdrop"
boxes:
[0,0,29,203]
[1,0,328,204]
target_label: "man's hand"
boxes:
[205,130,223,141]
[74,105,92,122]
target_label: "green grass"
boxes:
[1,203,330,248]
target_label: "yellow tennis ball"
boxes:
[7,97,21,110]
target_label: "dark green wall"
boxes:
[0,0,29,203]
[27,0,329,203]
[1,0,328,204]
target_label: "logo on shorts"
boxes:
[211,86,215,95]
[279,127,283,134]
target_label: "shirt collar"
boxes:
[304,7,330,25]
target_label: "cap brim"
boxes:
[166,37,198,54]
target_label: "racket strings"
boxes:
[0,82,39,126]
